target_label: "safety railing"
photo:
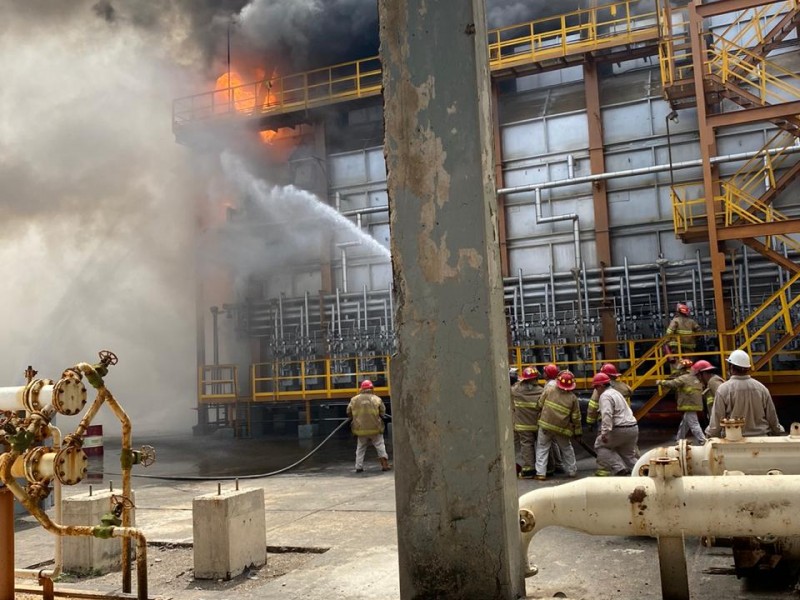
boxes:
[174,0,658,127]
[250,355,390,402]
[487,0,657,71]
[658,5,692,88]
[198,330,800,408]
[724,130,800,205]
[727,270,800,359]
[671,182,724,234]
[707,36,800,106]
[714,0,799,56]
[198,364,239,404]
[721,181,800,255]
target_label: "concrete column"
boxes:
[193,487,266,580]
[62,490,135,575]
[380,1,522,598]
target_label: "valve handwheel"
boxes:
[98,350,119,366]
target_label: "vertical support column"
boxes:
[689,0,728,332]
[657,535,690,600]
[381,2,522,598]
[492,82,510,278]
[314,120,333,293]
[0,489,14,600]
[584,60,618,359]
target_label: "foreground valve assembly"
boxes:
[0,351,153,600]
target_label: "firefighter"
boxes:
[346,380,391,473]
[657,359,705,445]
[533,370,581,481]
[691,359,724,415]
[538,363,566,474]
[586,363,631,429]
[591,372,638,476]
[587,363,635,474]
[666,303,702,356]
[706,350,785,438]
[511,366,543,479]
[542,363,560,391]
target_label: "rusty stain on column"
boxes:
[689,0,729,332]
[492,82,510,278]
[584,60,618,358]
[380,0,523,597]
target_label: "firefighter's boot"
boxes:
[380,457,392,471]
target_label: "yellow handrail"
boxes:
[174,0,657,126]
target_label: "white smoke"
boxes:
[0,5,201,434]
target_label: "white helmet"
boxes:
[727,349,752,369]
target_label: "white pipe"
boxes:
[0,386,27,411]
[567,154,575,179]
[633,427,800,477]
[498,143,800,195]
[519,466,800,578]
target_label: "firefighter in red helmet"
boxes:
[533,371,581,481]
[666,302,702,357]
[347,379,391,473]
[510,366,543,478]
[591,372,638,476]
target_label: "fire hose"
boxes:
[108,416,357,482]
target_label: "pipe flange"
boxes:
[51,376,87,416]
[22,379,52,412]
[790,422,800,438]
[54,446,88,486]
[23,446,49,483]
[519,508,535,533]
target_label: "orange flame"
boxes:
[215,68,281,144]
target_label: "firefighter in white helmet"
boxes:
[347,380,391,473]
[657,358,706,445]
[511,366,543,478]
[706,350,784,438]
[533,371,581,481]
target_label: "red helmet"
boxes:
[592,372,611,387]
[360,380,374,390]
[600,363,620,378]
[519,366,538,381]
[677,303,690,315]
[691,360,716,374]
[556,370,576,391]
[543,364,559,380]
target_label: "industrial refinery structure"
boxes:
[173,0,800,436]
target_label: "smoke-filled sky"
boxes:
[0,0,662,434]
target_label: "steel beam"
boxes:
[658,535,690,600]
[717,218,800,240]
[584,60,618,358]
[381,1,523,598]
[754,321,800,370]
[696,0,782,18]
[743,238,800,273]
[708,100,800,129]
[690,1,730,331]
[492,82,510,278]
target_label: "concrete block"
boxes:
[62,489,135,575]
[297,424,318,439]
[193,487,266,580]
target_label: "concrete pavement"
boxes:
[12,434,799,599]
